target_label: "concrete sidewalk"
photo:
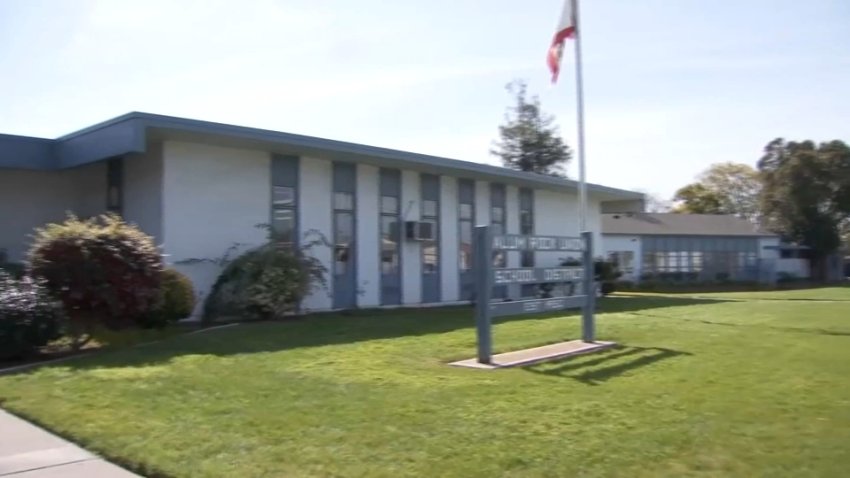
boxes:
[0,409,140,477]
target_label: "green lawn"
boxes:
[1,289,849,477]
[631,284,850,301]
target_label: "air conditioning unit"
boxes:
[405,221,435,241]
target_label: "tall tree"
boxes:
[758,138,850,277]
[672,162,761,222]
[491,80,572,177]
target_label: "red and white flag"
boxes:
[547,0,576,83]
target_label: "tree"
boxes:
[633,190,673,213]
[491,80,572,177]
[673,162,761,222]
[758,138,850,279]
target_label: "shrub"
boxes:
[203,243,326,323]
[0,272,62,360]
[138,268,196,329]
[28,214,163,347]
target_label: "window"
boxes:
[334,204,354,275]
[421,175,440,275]
[609,251,634,274]
[380,169,400,276]
[332,163,355,277]
[106,157,123,214]
[458,179,475,272]
[519,188,534,269]
[271,155,299,247]
[490,184,506,267]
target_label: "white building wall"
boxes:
[440,175,459,302]
[355,164,380,307]
[600,234,642,281]
[758,237,781,261]
[776,259,810,278]
[299,156,333,311]
[124,145,163,242]
[534,189,581,267]
[400,170,422,304]
[0,169,75,262]
[161,141,270,311]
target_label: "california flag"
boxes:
[547,0,576,83]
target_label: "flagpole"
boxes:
[572,0,587,233]
[571,0,595,342]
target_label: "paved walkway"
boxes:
[0,409,140,477]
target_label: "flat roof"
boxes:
[1,112,643,201]
[602,212,777,237]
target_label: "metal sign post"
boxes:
[473,226,493,364]
[473,225,595,364]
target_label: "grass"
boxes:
[1,289,849,477]
[619,284,850,301]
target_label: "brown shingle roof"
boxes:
[602,213,776,237]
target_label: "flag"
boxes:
[547,0,576,83]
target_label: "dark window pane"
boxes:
[422,200,438,217]
[491,207,504,223]
[334,212,353,275]
[459,220,472,270]
[272,209,295,243]
[493,251,506,267]
[381,216,399,274]
[521,250,534,267]
[459,203,473,220]
[381,196,398,214]
[423,235,439,273]
[520,211,533,234]
[334,192,353,211]
[273,186,295,206]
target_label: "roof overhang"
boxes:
[2,112,644,200]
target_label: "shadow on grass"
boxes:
[12,296,718,373]
[524,345,692,385]
[682,318,850,337]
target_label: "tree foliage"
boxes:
[673,162,761,221]
[491,80,572,177]
[758,138,850,262]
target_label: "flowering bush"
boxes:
[28,214,163,346]
[203,243,326,323]
[0,272,62,360]
[139,268,196,328]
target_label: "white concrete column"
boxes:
[474,180,490,226]
[356,164,380,307]
[401,170,422,304]
[299,156,333,311]
[440,175,459,302]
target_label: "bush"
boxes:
[203,243,326,323]
[138,268,196,328]
[0,272,62,360]
[28,214,163,345]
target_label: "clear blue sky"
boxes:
[1,0,848,199]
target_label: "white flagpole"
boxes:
[572,0,588,232]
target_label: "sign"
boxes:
[492,267,583,285]
[490,296,587,318]
[473,226,596,365]
[492,234,584,252]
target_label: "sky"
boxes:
[1,0,849,199]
